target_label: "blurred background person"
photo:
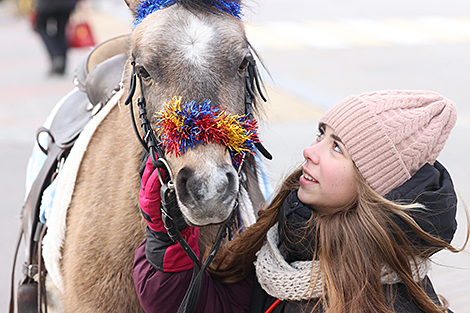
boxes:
[35,0,78,75]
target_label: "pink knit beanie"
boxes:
[319,90,457,196]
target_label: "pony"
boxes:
[43,0,268,312]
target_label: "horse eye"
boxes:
[137,65,150,79]
[238,58,249,72]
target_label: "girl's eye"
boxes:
[333,142,343,153]
[315,134,322,143]
[316,129,325,141]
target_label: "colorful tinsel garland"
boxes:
[154,96,259,168]
[134,0,242,26]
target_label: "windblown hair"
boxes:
[209,166,468,313]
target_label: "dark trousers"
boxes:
[36,10,71,64]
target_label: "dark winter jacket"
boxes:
[386,161,457,255]
[250,274,448,313]
[133,161,457,313]
[134,240,253,313]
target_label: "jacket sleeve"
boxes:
[133,239,253,313]
[144,226,200,272]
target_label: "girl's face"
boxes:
[298,124,358,214]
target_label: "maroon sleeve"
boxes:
[133,240,253,313]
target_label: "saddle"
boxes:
[10,34,129,313]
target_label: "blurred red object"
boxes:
[67,21,95,48]
[29,10,38,32]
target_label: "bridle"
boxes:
[124,52,270,313]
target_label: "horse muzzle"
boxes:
[175,163,239,226]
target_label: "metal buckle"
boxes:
[156,157,174,188]
[23,263,38,279]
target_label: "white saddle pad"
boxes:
[42,89,123,291]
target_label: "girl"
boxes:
[134,90,466,313]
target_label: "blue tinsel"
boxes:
[134,0,242,27]
[176,99,219,155]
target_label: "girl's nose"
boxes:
[303,143,320,164]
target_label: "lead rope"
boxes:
[265,299,282,313]
[126,58,233,313]
[156,156,237,313]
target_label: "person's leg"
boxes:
[35,12,55,62]
[36,10,72,75]
[53,11,72,74]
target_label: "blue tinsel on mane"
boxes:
[134,0,242,26]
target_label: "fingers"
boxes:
[141,155,167,200]
[141,155,156,190]
[145,167,164,199]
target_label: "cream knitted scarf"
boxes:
[254,224,431,301]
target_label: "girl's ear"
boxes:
[124,0,140,13]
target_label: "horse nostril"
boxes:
[220,165,238,202]
[176,167,194,203]
[177,167,209,202]
[221,168,237,202]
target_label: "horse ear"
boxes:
[124,0,139,12]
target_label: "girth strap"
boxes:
[9,228,23,313]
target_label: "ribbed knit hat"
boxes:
[319,90,457,196]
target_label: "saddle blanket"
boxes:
[39,89,123,291]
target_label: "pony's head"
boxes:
[123,0,263,226]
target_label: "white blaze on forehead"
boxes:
[181,15,215,65]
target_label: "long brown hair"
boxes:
[208,168,302,280]
[209,165,468,313]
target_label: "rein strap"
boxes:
[125,52,269,313]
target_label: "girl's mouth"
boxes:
[302,170,317,183]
